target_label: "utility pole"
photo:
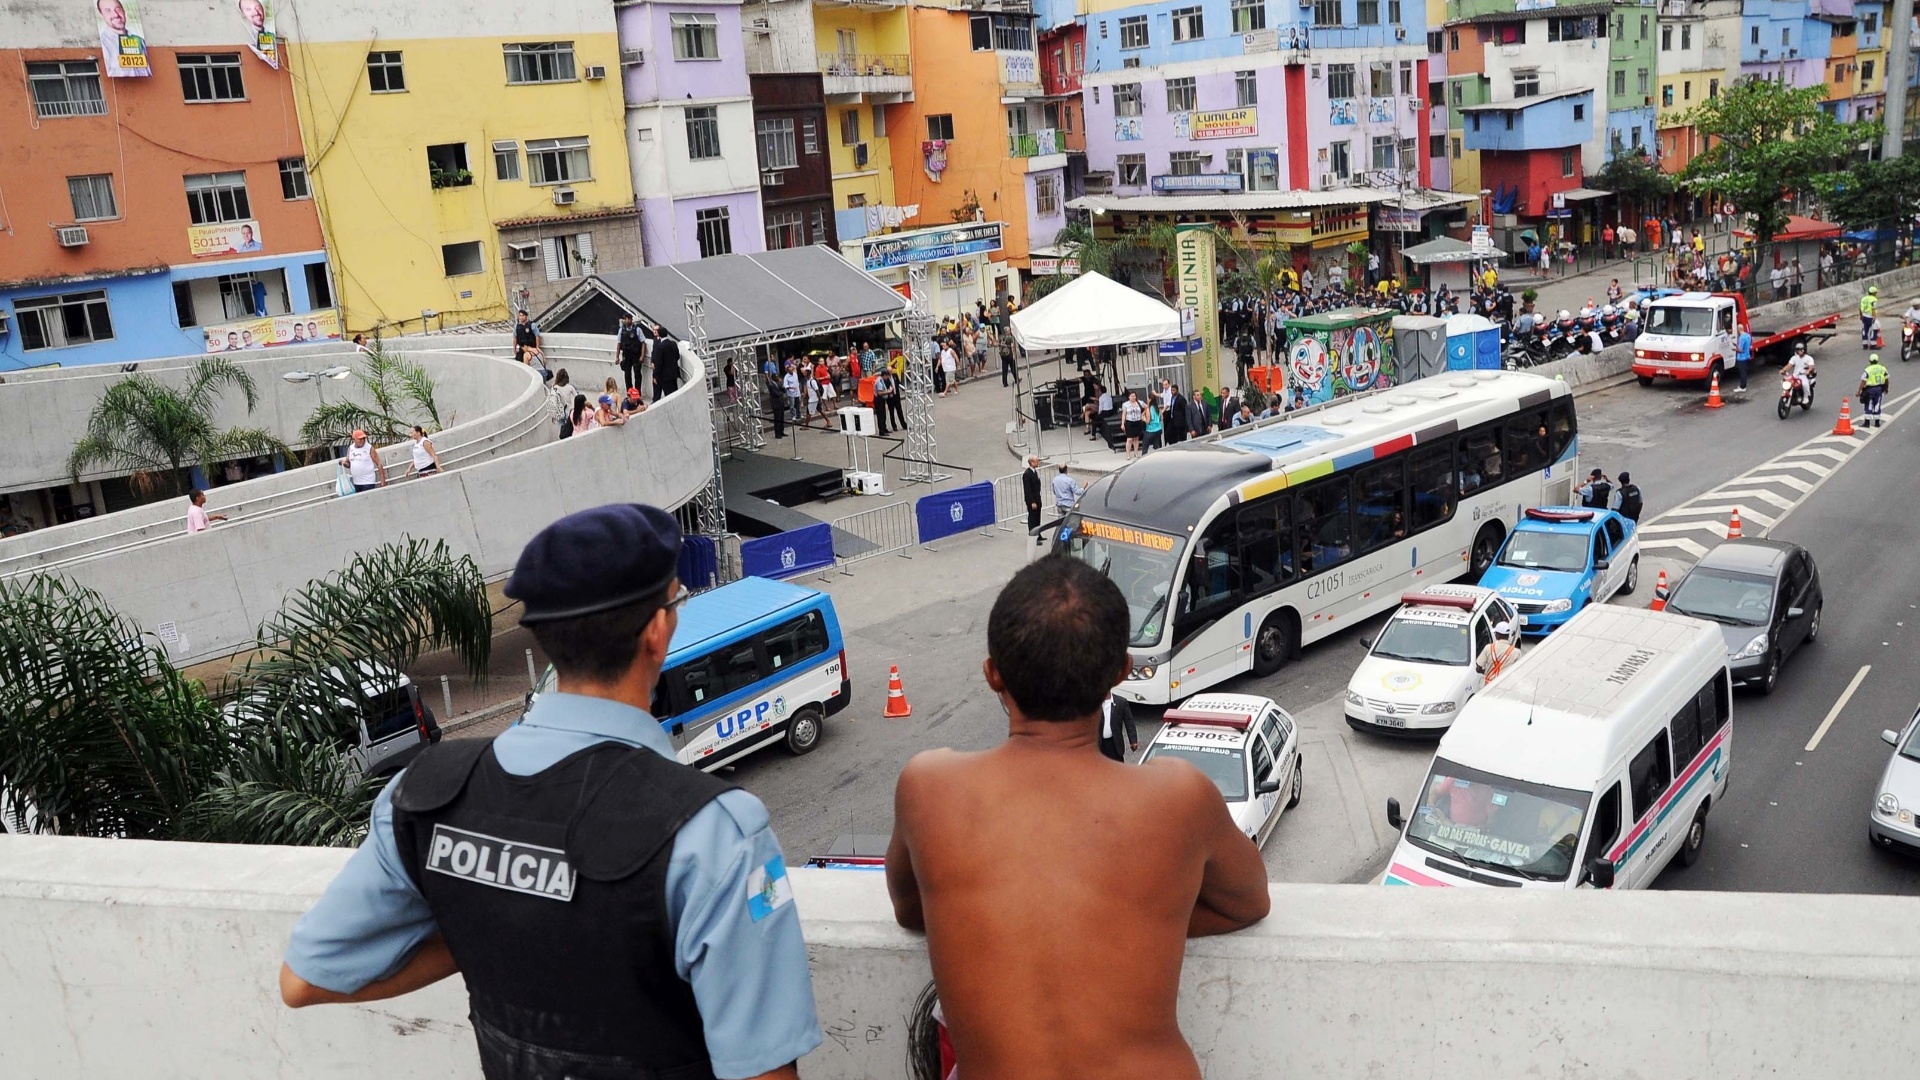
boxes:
[1885,0,1914,159]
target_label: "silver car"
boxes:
[1869,704,1920,858]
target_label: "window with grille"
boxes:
[1034,174,1060,216]
[1167,77,1197,113]
[927,114,954,140]
[184,171,251,225]
[685,107,722,161]
[494,141,521,181]
[696,207,732,259]
[1327,63,1355,100]
[1614,69,1626,95]
[1561,149,1576,177]
[27,61,105,118]
[1429,133,1445,158]
[1119,16,1148,49]
[1117,154,1147,186]
[1399,137,1417,170]
[672,14,720,60]
[217,274,265,319]
[16,290,113,351]
[278,158,310,199]
[802,118,819,153]
[1637,68,1649,93]
[527,137,592,184]
[67,175,117,221]
[1231,0,1266,33]
[758,118,797,170]
[1114,83,1142,117]
[504,42,577,84]
[1371,136,1396,170]
[1169,150,1204,176]
[1236,70,1257,107]
[179,54,245,102]
[810,208,826,242]
[765,210,806,250]
[1171,7,1204,41]
[1513,70,1540,97]
[1314,0,1341,26]
[367,51,406,92]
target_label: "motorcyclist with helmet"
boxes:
[1901,298,1920,362]
[1784,341,1817,409]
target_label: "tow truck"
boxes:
[1632,291,1839,386]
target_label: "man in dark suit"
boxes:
[1097,692,1137,762]
[1184,390,1210,438]
[1022,456,1044,547]
[650,326,681,400]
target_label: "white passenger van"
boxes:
[1382,604,1731,889]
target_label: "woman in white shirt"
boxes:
[408,426,441,477]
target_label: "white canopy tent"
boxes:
[1010,271,1184,351]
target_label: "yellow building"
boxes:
[283,0,637,332]
[813,2,912,216]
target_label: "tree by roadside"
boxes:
[66,355,294,498]
[1814,153,1920,231]
[297,344,445,447]
[1587,149,1675,229]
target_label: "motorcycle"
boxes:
[1777,371,1815,420]
[1903,321,1916,363]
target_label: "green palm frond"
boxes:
[299,402,401,447]
[180,730,377,847]
[203,426,297,467]
[182,355,261,416]
[394,357,443,431]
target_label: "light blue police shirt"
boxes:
[284,693,822,1080]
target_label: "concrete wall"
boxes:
[0,335,711,665]
[4,834,1919,1080]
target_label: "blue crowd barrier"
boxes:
[915,481,996,544]
[740,522,836,579]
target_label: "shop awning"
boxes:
[538,246,909,349]
[1067,189,1396,214]
[1380,190,1480,211]
[1734,213,1843,243]
[1010,271,1183,350]
[1400,236,1479,265]
[1560,187,1612,202]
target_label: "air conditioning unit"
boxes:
[56,225,89,247]
[1407,95,1423,110]
[551,186,577,206]
[584,64,607,80]
[761,170,786,186]
[854,142,870,167]
[1320,172,1339,189]
[1310,63,1322,78]
[0,310,10,336]
[508,241,540,262]
[619,49,645,66]
[1395,26,1407,40]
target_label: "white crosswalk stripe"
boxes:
[1736,471,1814,493]
[1783,446,1850,463]
[1709,488,1796,511]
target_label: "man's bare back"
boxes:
[885,558,1269,1080]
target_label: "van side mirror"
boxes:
[1386,797,1405,830]
[1359,636,1373,650]
[1594,557,1611,571]
[1586,858,1616,889]
[1884,729,1902,747]
[1256,777,1283,796]
[1787,607,1805,620]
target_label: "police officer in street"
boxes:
[1860,353,1890,428]
[615,314,648,396]
[279,504,823,1080]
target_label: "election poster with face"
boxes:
[95,0,151,78]
[237,0,280,68]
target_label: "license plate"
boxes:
[1374,714,1406,728]
[1655,369,1673,376]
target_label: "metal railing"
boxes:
[830,500,918,569]
[990,471,1032,534]
[1008,129,1060,158]
[33,96,108,119]
[818,52,911,78]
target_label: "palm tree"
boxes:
[66,355,294,498]
[298,344,444,447]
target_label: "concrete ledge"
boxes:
[4,835,1919,1079]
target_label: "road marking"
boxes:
[1638,536,1709,558]
[1710,488,1796,511]
[1758,459,1833,479]
[1740,472,1814,493]
[1805,665,1871,752]
[1785,446,1850,463]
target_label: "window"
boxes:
[927,114,954,140]
[1171,6,1204,41]
[1782,27,1790,46]
[872,105,887,138]
[758,118,797,170]
[840,110,860,146]
[1043,101,1062,130]
[1327,63,1356,100]
[1369,61,1393,98]
[1866,10,1880,32]
[1429,132,1445,158]
[1494,21,1525,44]
[1661,84,1674,106]
[179,53,245,102]
[1451,135,1461,158]
[1586,783,1622,870]
[504,42,577,84]
[367,51,406,92]
[1169,150,1204,175]
[216,273,267,319]
[1708,77,1718,99]
[1232,0,1266,33]
[1428,30,1443,52]
[1357,0,1379,24]
[695,207,732,258]
[1630,126,1642,148]
[493,141,521,181]
[1450,28,1460,50]
[1614,69,1626,95]
[1034,174,1060,216]
[1639,14,1647,36]
[684,106,722,160]
[441,241,484,277]
[67,175,117,221]
[1661,25,1671,51]
[1561,148,1576,177]
[1637,68,1649,94]
[1167,77,1197,112]
[1399,137,1416,171]
[1314,0,1341,24]
[764,611,830,671]
[1450,80,1463,105]
[1180,517,1243,626]
[1225,148,1245,180]
[1251,734,1274,784]
[1114,83,1143,117]
[1681,24,1692,49]
[971,13,1033,50]
[679,641,762,706]
[1750,25,1759,45]
[1295,477,1353,573]
[1513,69,1540,98]
[810,208,827,244]
[1328,139,1350,179]
[305,262,333,309]
[1119,15,1149,49]
[1236,70,1258,107]
[26,60,105,118]
[15,290,113,351]
[1458,425,1502,495]
[1248,147,1279,190]
[1407,444,1455,532]
[172,281,198,328]
[184,171,251,225]
[1371,135,1397,170]
[1697,674,1729,742]
[1117,154,1147,186]
[671,13,720,60]
[538,233,594,281]
[427,143,471,188]
[1669,694,1702,768]
[1236,497,1294,593]
[525,136,591,184]
[1628,731,1672,820]
[1355,458,1407,554]
[1862,60,1876,83]
[803,118,820,153]
[1399,59,1413,95]
[765,209,806,250]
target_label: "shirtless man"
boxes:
[886,559,1270,1080]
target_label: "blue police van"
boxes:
[1478,507,1641,636]
[529,577,850,770]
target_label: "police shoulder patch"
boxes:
[746,856,793,922]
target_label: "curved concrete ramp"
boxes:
[0,334,710,665]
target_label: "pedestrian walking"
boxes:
[1096,691,1137,762]
[407,426,441,478]
[1144,398,1163,453]
[615,315,646,394]
[1022,456,1044,549]
[767,369,788,439]
[650,326,682,399]
[342,429,385,493]
[1577,468,1612,509]
[1051,463,1083,515]
[185,489,227,534]
[1613,471,1643,522]
[1000,333,1018,387]
[1185,388,1210,437]
[1733,323,1752,390]
[1121,391,1145,458]
[1860,353,1890,427]
[937,341,957,396]
[781,361,803,426]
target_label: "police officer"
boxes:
[1860,353,1890,428]
[279,504,822,1080]
[1577,468,1612,510]
[1861,285,1879,348]
[1612,470,1644,522]
[615,314,647,395]
[512,309,541,366]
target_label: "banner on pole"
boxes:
[1175,225,1221,391]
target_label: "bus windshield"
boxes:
[1140,743,1246,800]
[1371,615,1471,665]
[1498,529,1589,572]
[1405,758,1589,882]
[1645,305,1717,337]
[1065,517,1180,646]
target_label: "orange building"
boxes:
[1,4,327,370]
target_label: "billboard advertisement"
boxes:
[202,310,342,352]
[188,219,265,258]
[1190,108,1258,140]
[96,0,150,77]
[238,0,280,69]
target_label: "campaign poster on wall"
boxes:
[96,0,151,78]
[203,310,342,352]
[238,0,280,69]
[188,220,265,258]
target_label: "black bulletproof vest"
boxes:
[391,738,735,1080]
[1617,484,1643,522]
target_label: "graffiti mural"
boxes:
[1282,309,1398,407]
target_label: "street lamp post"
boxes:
[282,365,352,405]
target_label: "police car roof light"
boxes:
[1524,508,1595,523]
[1399,590,1477,610]
[1161,708,1254,730]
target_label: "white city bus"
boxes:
[1060,371,1580,706]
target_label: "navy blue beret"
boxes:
[507,504,682,623]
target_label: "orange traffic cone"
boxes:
[1727,508,1743,540]
[883,664,912,718]
[1651,569,1669,612]
[1875,325,1885,349]
[1705,371,1724,408]
[1833,398,1856,436]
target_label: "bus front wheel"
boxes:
[1468,524,1505,583]
[1251,611,1298,677]
[785,706,823,756]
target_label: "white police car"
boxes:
[1138,693,1301,847]
[1478,507,1640,636]
[1345,585,1522,735]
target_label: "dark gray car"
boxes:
[1663,539,1822,694]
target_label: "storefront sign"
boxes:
[1470,225,1495,256]
[1175,225,1220,391]
[1376,209,1424,232]
[202,309,342,352]
[1151,173,1245,192]
[97,0,150,77]
[1242,28,1280,52]
[188,219,265,259]
[862,222,1004,271]
[1191,107,1258,140]
[937,262,978,289]
[1030,257,1080,276]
